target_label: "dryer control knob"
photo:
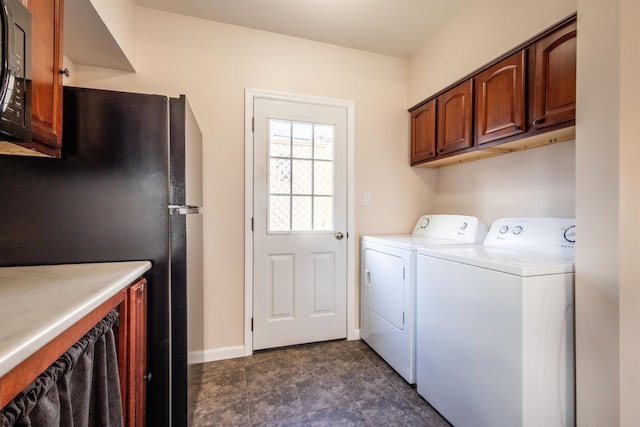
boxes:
[513,226,523,235]
[500,225,509,234]
[459,222,468,230]
[420,218,430,229]
[564,225,576,243]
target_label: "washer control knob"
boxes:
[564,225,576,243]
[459,222,468,230]
[500,225,509,234]
[513,226,523,235]
[420,218,430,229]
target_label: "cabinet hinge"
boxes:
[403,267,406,280]
[251,317,254,331]
[252,117,255,132]
[403,312,405,324]
[251,217,254,231]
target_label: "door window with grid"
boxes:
[268,119,335,233]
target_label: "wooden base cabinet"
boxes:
[0,277,147,427]
[117,279,147,427]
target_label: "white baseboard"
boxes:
[202,345,246,363]
[199,331,361,364]
[188,351,204,365]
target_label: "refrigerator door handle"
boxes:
[169,206,200,215]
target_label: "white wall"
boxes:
[619,2,640,424]
[575,2,620,424]
[576,1,640,425]
[434,141,575,225]
[62,55,77,86]
[72,7,436,355]
[89,0,137,67]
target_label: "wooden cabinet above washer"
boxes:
[475,51,526,146]
[409,13,576,168]
[437,80,474,156]
[410,99,436,165]
[531,20,577,131]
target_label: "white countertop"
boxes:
[0,261,152,377]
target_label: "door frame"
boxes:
[244,88,357,355]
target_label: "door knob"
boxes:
[335,231,344,240]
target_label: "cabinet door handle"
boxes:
[513,125,521,131]
[59,68,70,77]
[532,118,543,126]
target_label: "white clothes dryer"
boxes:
[416,217,576,427]
[361,214,486,384]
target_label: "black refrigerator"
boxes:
[0,86,204,427]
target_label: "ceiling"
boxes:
[134,0,471,58]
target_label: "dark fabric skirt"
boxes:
[1,309,124,427]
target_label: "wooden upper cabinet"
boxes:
[475,50,526,146]
[410,99,436,165]
[24,0,64,157]
[437,80,473,156]
[531,20,577,130]
[408,14,576,167]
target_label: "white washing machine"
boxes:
[416,217,576,427]
[361,214,487,384]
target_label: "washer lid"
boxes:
[418,245,575,276]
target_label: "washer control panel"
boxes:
[411,214,487,243]
[485,217,576,253]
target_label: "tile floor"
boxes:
[192,339,452,426]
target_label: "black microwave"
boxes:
[0,0,30,142]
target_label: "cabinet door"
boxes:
[532,20,576,130]
[25,0,64,157]
[475,51,526,145]
[410,99,436,165]
[127,279,147,427]
[118,278,147,427]
[437,80,473,156]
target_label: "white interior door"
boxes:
[252,97,348,350]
